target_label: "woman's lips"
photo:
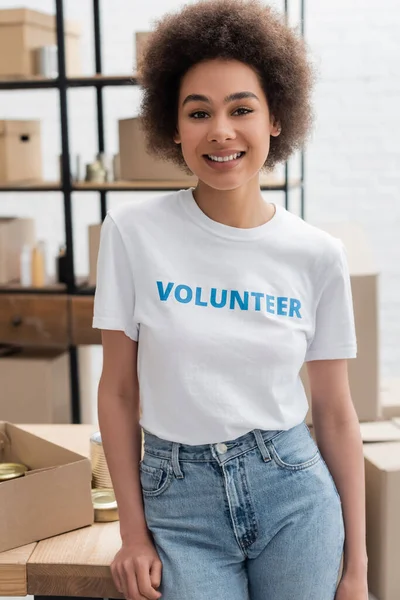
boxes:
[203,152,246,171]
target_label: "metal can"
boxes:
[0,462,28,482]
[35,46,58,78]
[90,432,113,489]
[92,488,119,522]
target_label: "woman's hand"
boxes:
[111,533,163,600]
[335,573,369,600]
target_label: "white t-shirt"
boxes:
[93,188,357,445]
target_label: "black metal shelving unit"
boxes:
[0,0,305,424]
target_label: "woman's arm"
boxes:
[306,358,368,578]
[98,329,149,543]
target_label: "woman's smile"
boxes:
[203,151,246,170]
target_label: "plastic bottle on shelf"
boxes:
[20,244,32,286]
[31,241,46,288]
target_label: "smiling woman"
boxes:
[93,1,365,599]
[138,0,315,175]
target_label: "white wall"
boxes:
[0,0,399,424]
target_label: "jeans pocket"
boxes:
[139,452,173,497]
[269,422,321,471]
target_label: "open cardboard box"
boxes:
[0,421,93,553]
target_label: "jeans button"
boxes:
[216,443,228,454]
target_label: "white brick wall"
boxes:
[0,0,399,424]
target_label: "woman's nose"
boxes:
[207,116,236,143]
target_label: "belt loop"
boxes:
[171,442,184,479]
[253,429,272,462]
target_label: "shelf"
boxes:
[0,276,88,295]
[74,179,198,191]
[75,283,96,296]
[0,175,301,193]
[74,174,301,192]
[67,74,138,87]
[0,74,138,90]
[0,181,61,192]
[0,281,67,294]
[0,76,59,90]
[0,175,302,193]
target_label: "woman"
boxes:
[93,1,368,598]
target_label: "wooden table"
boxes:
[0,424,125,599]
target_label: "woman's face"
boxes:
[174,58,280,190]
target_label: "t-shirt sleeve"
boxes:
[304,240,357,361]
[92,213,139,341]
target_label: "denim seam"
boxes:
[269,441,322,471]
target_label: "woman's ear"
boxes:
[173,128,181,144]
[270,117,281,137]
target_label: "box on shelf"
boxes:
[118,117,197,182]
[301,222,380,425]
[380,378,400,419]
[88,223,102,287]
[0,217,35,284]
[0,421,93,553]
[0,120,42,183]
[362,421,400,600]
[0,348,71,424]
[135,31,152,70]
[0,8,81,79]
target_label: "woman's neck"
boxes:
[192,176,275,229]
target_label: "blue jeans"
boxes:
[140,421,344,599]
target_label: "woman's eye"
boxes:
[234,107,253,116]
[189,111,209,119]
[189,108,253,119]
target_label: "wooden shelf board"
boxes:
[0,180,61,191]
[0,276,87,294]
[74,174,300,191]
[0,176,300,193]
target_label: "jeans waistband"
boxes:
[141,425,304,479]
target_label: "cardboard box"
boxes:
[88,223,102,287]
[118,117,197,182]
[0,217,36,284]
[0,8,81,78]
[135,31,152,69]
[362,423,400,600]
[0,349,71,424]
[360,419,400,443]
[0,421,93,553]
[301,222,380,425]
[381,378,400,419]
[0,121,42,183]
[308,421,400,599]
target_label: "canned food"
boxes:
[0,462,28,481]
[92,488,119,522]
[90,432,113,489]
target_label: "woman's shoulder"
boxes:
[107,188,185,230]
[283,208,344,261]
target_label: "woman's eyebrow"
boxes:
[182,91,260,107]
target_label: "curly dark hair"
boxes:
[138,0,315,174]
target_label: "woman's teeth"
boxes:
[207,152,244,163]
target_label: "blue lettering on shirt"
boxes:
[230,290,249,311]
[210,288,227,308]
[175,284,192,303]
[156,281,302,318]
